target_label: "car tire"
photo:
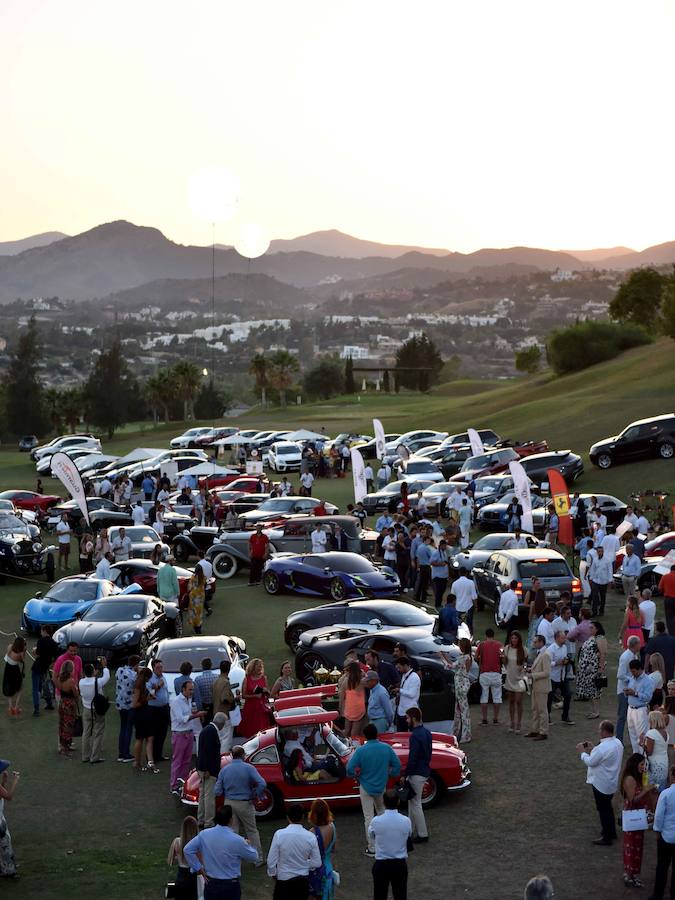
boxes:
[659,441,674,460]
[420,774,443,808]
[173,542,189,563]
[330,578,347,601]
[188,442,197,449]
[253,784,281,820]
[264,571,281,595]
[211,552,239,580]
[596,453,612,469]
[286,624,308,652]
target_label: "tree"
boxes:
[609,267,664,330]
[83,339,138,438]
[43,387,62,434]
[344,356,355,394]
[303,359,345,400]
[194,379,228,418]
[268,350,300,408]
[249,353,269,407]
[172,361,202,421]
[382,369,391,393]
[515,345,542,374]
[394,333,444,391]
[545,321,651,376]
[59,387,83,432]
[4,316,49,437]
[659,275,675,340]
[144,371,172,423]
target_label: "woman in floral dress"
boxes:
[187,566,205,635]
[57,661,79,756]
[575,622,606,718]
[452,637,473,744]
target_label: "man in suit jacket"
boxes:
[212,660,236,752]
[197,712,226,829]
[527,635,552,741]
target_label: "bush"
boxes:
[546,321,652,376]
[302,359,345,400]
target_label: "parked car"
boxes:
[284,598,436,651]
[144,635,248,699]
[408,482,467,516]
[450,532,541,574]
[170,427,216,449]
[590,414,675,469]
[476,492,547,532]
[107,525,165,559]
[45,497,130,533]
[18,435,39,452]
[194,427,240,447]
[384,431,448,453]
[53,593,181,664]
[108,558,216,609]
[181,702,470,818]
[262,551,400,601]
[419,445,474,479]
[450,447,520,483]
[237,496,338,528]
[612,554,674,596]
[516,450,584,487]
[357,434,402,460]
[361,480,435,515]
[0,512,48,577]
[0,499,38,526]
[21,575,124,633]
[472,549,583,627]
[31,434,101,462]
[396,457,444,484]
[442,429,502,447]
[471,475,537,510]
[0,490,61,518]
[615,532,675,569]
[268,442,303,473]
[36,447,101,476]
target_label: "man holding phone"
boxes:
[576,720,623,846]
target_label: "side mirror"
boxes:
[74,611,82,619]
[369,618,383,629]
[35,591,43,599]
[324,567,332,574]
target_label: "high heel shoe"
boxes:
[146,761,160,774]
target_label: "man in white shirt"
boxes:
[267,803,321,898]
[635,511,650,536]
[551,605,577,658]
[537,607,556,647]
[453,568,478,632]
[381,528,397,566]
[498,579,519,640]
[299,471,314,496]
[363,463,374,493]
[279,477,291,496]
[170,680,206,792]
[546,630,574,725]
[601,528,621,565]
[616,636,641,744]
[639,589,656,643]
[95,551,114,581]
[79,659,110,764]
[458,499,472,549]
[448,487,464,520]
[576,720,623,845]
[368,790,412,900]
[56,513,71,571]
[111,527,132,562]
[177,473,189,493]
[377,465,388,489]
[416,492,428,519]
[310,523,327,553]
[623,506,639,531]
[588,546,613,616]
[131,501,145,525]
[506,529,528,550]
[393,657,421,731]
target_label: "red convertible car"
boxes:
[181,700,470,819]
[108,558,216,609]
[0,489,61,518]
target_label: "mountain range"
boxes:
[0,220,673,304]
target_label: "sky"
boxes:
[1,0,674,253]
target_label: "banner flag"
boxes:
[351,448,368,503]
[50,451,90,526]
[467,428,484,457]
[508,460,533,534]
[547,468,574,546]
[373,419,386,460]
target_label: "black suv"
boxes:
[590,414,675,469]
[517,450,584,487]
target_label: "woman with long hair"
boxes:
[57,660,79,755]
[394,531,411,591]
[187,565,205,635]
[308,799,337,900]
[647,652,667,709]
[575,621,606,718]
[339,661,366,738]
[502,631,526,733]
[167,815,199,900]
[151,543,164,566]
[94,528,110,563]
[270,660,296,699]
[239,658,271,738]
[79,532,94,573]
[643,710,669,792]
[620,752,655,888]
[132,667,158,773]
[451,637,473,744]
[619,595,645,650]
[3,637,26,717]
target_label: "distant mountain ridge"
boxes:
[268,229,452,258]
[0,231,68,256]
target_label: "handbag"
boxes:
[622,808,649,832]
[594,675,608,689]
[92,677,110,716]
[396,779,416,803]
[73,713,84,737]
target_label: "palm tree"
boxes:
[144,371,172,423]
[269,350,299,408]
[59,388,83,432]
[43,387,62,434]
[172,361,202,421]
[248,353,269,408]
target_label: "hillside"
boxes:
[597,241,675,269]
[0,231,68,255]
[268,229,452,258]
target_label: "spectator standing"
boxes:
[438,594,459,644]
[56,661,79,756]
[451,637,473,744]
[660,565,675,637]
[640,590,657,643]
[404,707,432,844]
[53,641,83,692]
[498,580,520,642]
[616,636,641,744]
[115,654,138,762]
[649,766,675,900]
[78,532,94,573]
[184,804,258,899]
[364,650,400,693]
[170,681,206,795]
[3,638,26,717]
[430,540,450,608]
[575,621,607,719]
[453,568,478,633]
[644,710,670,792]
[619,595,645,650]
[502,631,527,733]
[413,535,433,603]
[212,660,236,752]
[300,470,315,496]
[239,658,270,738]
[195,658,217,723]
[308,799,337,900]
[0,760,19,879]
[197,712,227,830]
[392,658,420,732]
[458,498,472,549]
[167,814,200,899]
[394,532,411,594]
[625,659,655,753]
[645,623,675,682]
[339,661,367,738]
[111,526,132,562]
[365,671,394,733]
[620,753,653,888]
[545,506,559,547]
[368,790,412,900]
[131,501,145,525]
[546,630,575,726]
[215,745,266,865]
[95,551,114,580]
[56,512,71,571]
[588,547,613,617]
[141,474,154,501]
[30,625,58,716]
[187,566,206,635]
[147,659,171,762]
[248,523,270,586]
[267,803,322,899]
[94,528,111,564]
[79,659,110,764]
[526,635,551,741]
[621,544,642,598]
[476,628,503,725]
[576,719,623,846]
[347,723,400,857]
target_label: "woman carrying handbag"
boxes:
[620,753,656,888]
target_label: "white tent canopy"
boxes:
[212,434,251,447]
[114,448,166,466]
[284,429,326,442]
[181,462,239,477]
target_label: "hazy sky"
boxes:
[2,0,674,252]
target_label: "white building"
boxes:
[340,345,370,359]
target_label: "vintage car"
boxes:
[181,702,470,818]
[144,635,248,700]
[0,489,61,519]
[107,525,166,559]
[108,558,216,609]
[53,593,181,663]
[615,532,675,569]
[263,551,400,601]
[0,499,38,527]
[0,511,50,577]
[21,575,129,633]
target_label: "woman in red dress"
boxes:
[239,658,271,738]
[621,752,656,888]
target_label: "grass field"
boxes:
[1,343,674,899]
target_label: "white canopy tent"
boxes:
[284,429,326,442]
[113,448,166,467]
[181,462,239,477]
[212,434,250,447]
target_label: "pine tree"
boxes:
[345,356,355,394]
[83,339,138,438]
[4,315,49,437]
[382,369,390,392]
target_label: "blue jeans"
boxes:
[31,670,43,711]
[118,709,134,759]
[616,692,628,743]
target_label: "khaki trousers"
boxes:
[531,690,549,735]
[197,771,216,827]
[82,706,106,762]
[226,798,263,862]
[360,786,385,852]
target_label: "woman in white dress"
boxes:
[643,710,669,792]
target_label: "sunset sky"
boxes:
[1,0,674,253]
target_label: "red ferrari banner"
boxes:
[547,468,574,546]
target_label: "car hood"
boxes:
[591,436,619,451]
[0,530,34,544]
[60,620,142,643]
[24,599,94,621]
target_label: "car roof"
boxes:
[522,450,573,461]
[494,549,566,560]
[154,635,238,649]
[627,413,675,427]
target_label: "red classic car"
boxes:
[0,489,61,518]
[108,558,216,608]
[181,702,470,819]
[615,532,675,568]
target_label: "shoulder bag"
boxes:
[93,676,110,716]
[622,808,649,832]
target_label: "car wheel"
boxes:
[420,774,443,808]
[640,572,661,596]
[263,571,281,595]
[173,542,188,563]
[138,633,150,656]
[253,784,281,820]
[659,441,674,460]
[188,441,197,449]
[286,624,308,652]
[330,577,347,601]
[597,453,612,469]
[212,552,239,580]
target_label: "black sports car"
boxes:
[53,594,181,664]
[284,598,436,651]
[0,512,48,576]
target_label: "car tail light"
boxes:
[515,581,523,596]
[571,578,581,592]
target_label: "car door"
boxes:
[472,556,493,599]
[280,521,312,553]
[293,555,327,593]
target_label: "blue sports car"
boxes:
[21,575,127,633]
[262,551,401,601]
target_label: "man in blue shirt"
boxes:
[404,707,432,844]
[147,659,170,761]
[438,594,459,643]
[430,539,450,608]
[413,535,433,603]
[625,659,655,754]
[214,746,267,865]
[141,474,154,501]
[347,722,400,857]
[184,804,258,898]
[620,544,642,597]
[375,512,394,533]
[364,671,394,733]
[651,767,675,899]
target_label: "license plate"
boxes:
[546,590,559,599]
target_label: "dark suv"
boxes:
[450,447,519,483]
[590,414,675,469]
[471,549,582,627]
[517,450,584,487]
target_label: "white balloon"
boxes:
[187,167,240,223]
[234,223,270,259]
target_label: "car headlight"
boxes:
[33,542,42,552]
[56,631,67,646]
[11,546,20,555]
[113,630,136,647]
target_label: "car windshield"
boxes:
[257,499,294,511]
[118,528,159,542]
[321,554,374,573]
[84,600,147,621]
[474,478,505,494]
[276,445,299,455]
[386,606,433,627]
[473,535,508,550]
[0,514,29,535]
[379,483,404,495]
[405,461,436,474]
[45,581,100,603]
[461,453,495,471]
[159,644,231,671]
[519,560,571,578]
